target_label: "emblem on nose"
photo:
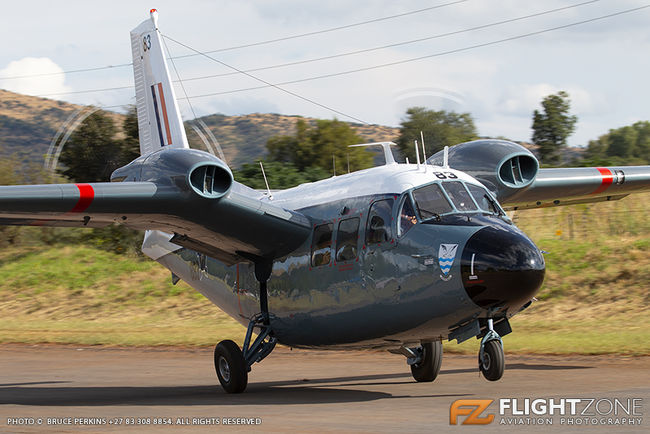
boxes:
[438,243,458,281]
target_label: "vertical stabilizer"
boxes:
[130,9,189,156]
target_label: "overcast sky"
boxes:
[0,0,648,146]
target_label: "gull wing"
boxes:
[0,181,311,265]
[501,166,650,210]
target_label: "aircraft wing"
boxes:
[0,181,311,265]
[501,166,650,210]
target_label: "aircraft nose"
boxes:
[460,225,545,312]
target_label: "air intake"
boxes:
[189,163,232,198]
[498,155,537,188]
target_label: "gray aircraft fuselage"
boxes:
[155,190,545,350]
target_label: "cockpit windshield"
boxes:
[441,181,477,211]
[412,183,453,219]
[467,184,502,215]
[411,181,503,221]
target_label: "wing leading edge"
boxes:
[501,166,650,210]
[0,181,311,265]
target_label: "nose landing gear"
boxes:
[478,318,504,381]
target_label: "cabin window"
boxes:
[366,199,393,244]
[311,223,333,267]
[398,196,417,236]
[467,184,501,214]
[442,181,477,211]
[412,183,453,220]
[336,218,360,261]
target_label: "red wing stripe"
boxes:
[69,184,95,213]
[157,83,173,146]
[591,167,614,195]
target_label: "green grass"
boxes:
[0,195,648,354]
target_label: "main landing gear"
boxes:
[478,318,504,381]
[393,341,443,382]
[214,262,277,394]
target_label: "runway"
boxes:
[0,344,648,433]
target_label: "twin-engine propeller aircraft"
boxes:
[2,11,649,393]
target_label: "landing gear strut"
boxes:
[478,318,504,381]
[214,261,277,394]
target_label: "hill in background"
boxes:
[0,89,399,170]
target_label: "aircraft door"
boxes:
[362,198,398,289]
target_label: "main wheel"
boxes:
[214,340,248,393]
[479,340,504,381]
[410,341,443,382]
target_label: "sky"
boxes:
[0,0,648,147]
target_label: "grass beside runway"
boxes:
[0,195,648,354]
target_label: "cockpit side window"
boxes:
[467,184,501,214]
[366,199,393,244]
[311,223,333,267]
[442,181,477,211]
[398,196,417,236]
[412,183,453,220]
[336,218,360,262]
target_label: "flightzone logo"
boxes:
[450,398,644,426]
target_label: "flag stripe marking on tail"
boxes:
[157,83,173,146]
[150,84,165,147]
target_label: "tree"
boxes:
[266,119,373,174]
[58,108,140,182]
[57,107,143,253]
[121,105,141,163]
[234,161,329,190]
[531,91,577,166]
[583,121,650,165]
[396,107,477,163]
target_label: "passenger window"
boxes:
[366,199,393,244]
[412,183,453,220]
[311,223,333,267]
[442,181,477,211]
[336,218,360,261]
[467,184,500,214]
[398,197,417,236]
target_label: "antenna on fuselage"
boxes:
[259,161,273,200]
[443,145,450,169]
[414,140,421,170]
[420,131,427,172]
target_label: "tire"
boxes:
[479,340,504,381]
[410,341,443,382]
[214,340,248,393]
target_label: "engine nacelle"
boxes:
[428,139,538,201]
[111,148,233,199]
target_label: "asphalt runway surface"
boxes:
[0,344,648,433]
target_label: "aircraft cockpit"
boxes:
[397,180,508,235]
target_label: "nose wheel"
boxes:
[478,318,504,381]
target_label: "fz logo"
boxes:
[449,399,494,425]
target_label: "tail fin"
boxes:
[130,9,189,156]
